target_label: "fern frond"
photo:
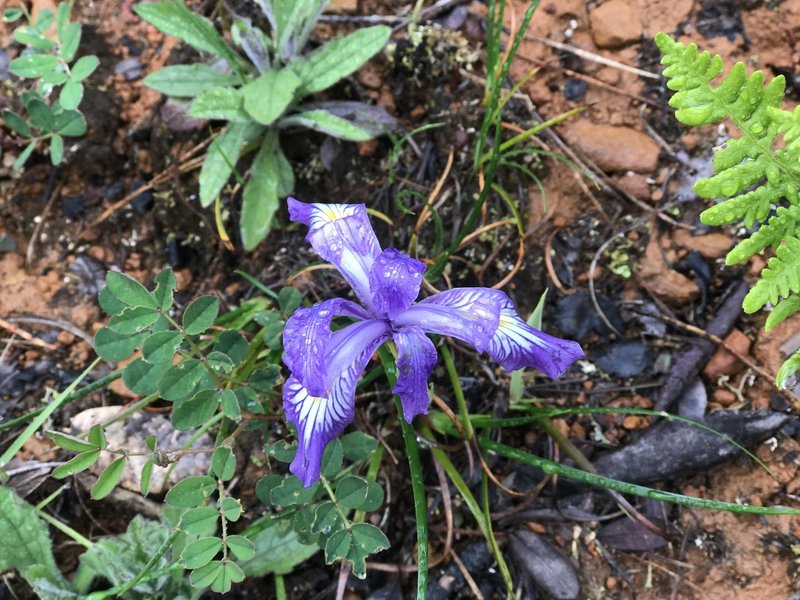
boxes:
[657,32,800,388]
[727,204,800,264]
[743,236,800,313]
[765,293,800,331]
[776,348,800,388]
[654,33,794,225]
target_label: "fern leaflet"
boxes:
[657,32,800,388]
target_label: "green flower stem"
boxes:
[97,391,159,429]
[440,345,473,440]
[378,346,428,599]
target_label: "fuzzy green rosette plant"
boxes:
[135,0,392,249]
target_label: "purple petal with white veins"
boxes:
[288,198,381,311]
[283,375,353,487]
[394,287,503,353]
[284,319,390,487]
[282,298,368,396]
[488,295,584,377]
[369,248,426,319]
[393,326,438,422]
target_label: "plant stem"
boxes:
[378,346,428,599]
[441,345,473,439]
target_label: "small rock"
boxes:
[104,179,124,201]
[593,340,653,378]
[588,0,643,48]
[326,0,358,11]
[61,195,85,218]
[712,388,737,407]
[68,406,212,494]
[114,57,143,80]
[563,78,588,101]
[703,329,752,380]
[616,172,651,200]
[555,291,625,339]
[566,120,660,173]
[673,230,733,259]
[508,530,580,599]
[638,234,699,304]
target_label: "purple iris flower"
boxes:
[282,198,585,486]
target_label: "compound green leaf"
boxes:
[183,296,219,335]
[54,109,86,136]
[172,388,219,430]
[159,359,206,401]
[211,447,236,481]
[51,449,100,479]
[181,537,222,569]
[190,559,222,588]
[140,460,154,496]
[107,305,159,334]
[122,357,171,395]
[71,55,99,82]
[179,506,219,536]
[49,133,63,165]
[165,475,217,508]
[59,80,83,110]
[2,111,32,137]
[46,431,96,453]
[142,330,182,364]
[91,457,126,500]
[219,497,242,522]
[210,560,244,593]
[341,431,377,462]
[198,122,249,208]
[13,141,37,171]
[225,535,255,561]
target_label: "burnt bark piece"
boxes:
[592,411,788,485]
[508,530,581,600]
[655,281,748,411]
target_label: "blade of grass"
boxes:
[479,437,800,515]
[0,357,101,470]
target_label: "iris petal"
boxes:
[283,375,353,487]
[284,319,390,487]
[488,296,584,376]
[394,287,503,353]
[369,248,426,319]
[288,198,381,310]
[393,326,437,422]
[282,298,368,397]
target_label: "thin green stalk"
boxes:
[419,423,516,593]
[0,357,101,469]
[481,470,515,597]
[0,365,120,432]
[378,347,428,599]
[275,574,287,600]
[35,509,93,549]
[440,345,473,439]
[480,437,800,515]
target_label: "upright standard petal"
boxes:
[488,295,584,377]
[394,287,503,353]
[393,326,437,422]
[282,298,368,397]
[284,318,390,486]
[369,248,426,319]
[288,198,381,310]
